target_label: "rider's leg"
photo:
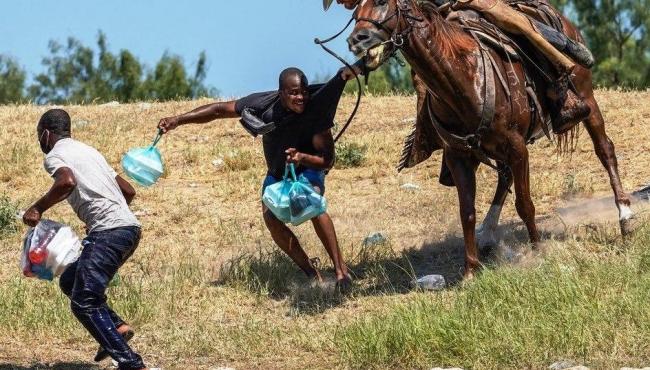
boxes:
[473,0,576,73]
[457,0,590,133]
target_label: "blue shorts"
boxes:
[262,168,326,195]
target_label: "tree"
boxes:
[28,31,215,104]
[0,55,26,104]
[570,0,650,88]
[140,52,214,100]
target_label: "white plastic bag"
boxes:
[21,220,82,280]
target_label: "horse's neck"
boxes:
[402,13,481,115]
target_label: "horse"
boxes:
[342,0,634,279]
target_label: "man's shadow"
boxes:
[213,215,568,315]
[0,363,102,370]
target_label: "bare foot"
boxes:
[336,276,353,292]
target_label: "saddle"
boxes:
[398,0,586,178]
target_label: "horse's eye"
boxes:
[374,0,388,5]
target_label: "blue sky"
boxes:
[0,0,355,98]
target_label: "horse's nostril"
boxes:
[356,33,370,42]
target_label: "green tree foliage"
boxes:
[349,0,650,92]
[0,55,26,104]
[344,56,415,95]
[570,0,650,88]
[28,31,215,104]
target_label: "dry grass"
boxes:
[0,89,649,369]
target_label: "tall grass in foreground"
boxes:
[338,224,650,370]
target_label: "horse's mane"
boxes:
[415,0,475,60]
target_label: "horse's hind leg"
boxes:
[508,138,541,245]
[478,162,513,249]
[582,97,634,235]
[445,150,480,280]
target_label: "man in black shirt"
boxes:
[158,65,361,288]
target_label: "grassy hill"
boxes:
[0,90,649,369]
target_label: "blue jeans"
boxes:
[262,168,326,195]
[59,226,144,370]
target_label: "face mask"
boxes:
[38,129,50,154]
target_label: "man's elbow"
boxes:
[324,156,335,170]
[60,176,77,192]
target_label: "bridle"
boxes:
[354,0,424,55]
[313,0,423,143]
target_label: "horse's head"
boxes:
[346,0,401,70]
[323,0,361,10]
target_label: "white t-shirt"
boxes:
[44,138,140,232]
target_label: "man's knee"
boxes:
[70,289,105,315]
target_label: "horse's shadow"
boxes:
[0,363,102,370]
[213,215,569,315]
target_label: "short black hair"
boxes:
[278,67,308,90]
[38,109,71,137]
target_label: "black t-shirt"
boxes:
[235,74,347,178]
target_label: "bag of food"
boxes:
[288,179,327,226]
[262,164,297,223]
[262,164,327,226]
[122,129,164,187]
[21,220,82,281]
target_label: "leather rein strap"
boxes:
[314,18,364,143]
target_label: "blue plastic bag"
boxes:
[288,180,327,226]
[122,129,164,187]
[262,164,327,226]
[262,164,296,223]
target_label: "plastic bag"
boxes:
[21,220,82,281]
[262,164,296,223]
[122,129,164,187]
[262,164,327,226]
[288,180,327,226]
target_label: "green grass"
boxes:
[335,141,368,169]
[0,195,19,237]
[337,224,650,370]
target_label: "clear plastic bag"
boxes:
[21,220,82,281]
[262,164,327,225]
[288,181,327,226]
[122,129,164,187]
[262,164,297,223]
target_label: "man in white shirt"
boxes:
[23,109,149,370]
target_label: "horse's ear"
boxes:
[323,0,334,10]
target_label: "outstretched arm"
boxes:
[286,129,335,170]
[23,167,76,227]
[158,101,239,133]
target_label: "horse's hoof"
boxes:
[479,238,498,250]
[620,217,637,237]
[462,270,476,283]
[477,227,499,250]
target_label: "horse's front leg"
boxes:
[477,161,513,249]
[507,136,540,245]
[445,150,480,280]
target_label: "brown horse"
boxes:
[344,0,634,279]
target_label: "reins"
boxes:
[314,18,364,143]
[314,0,423,143]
